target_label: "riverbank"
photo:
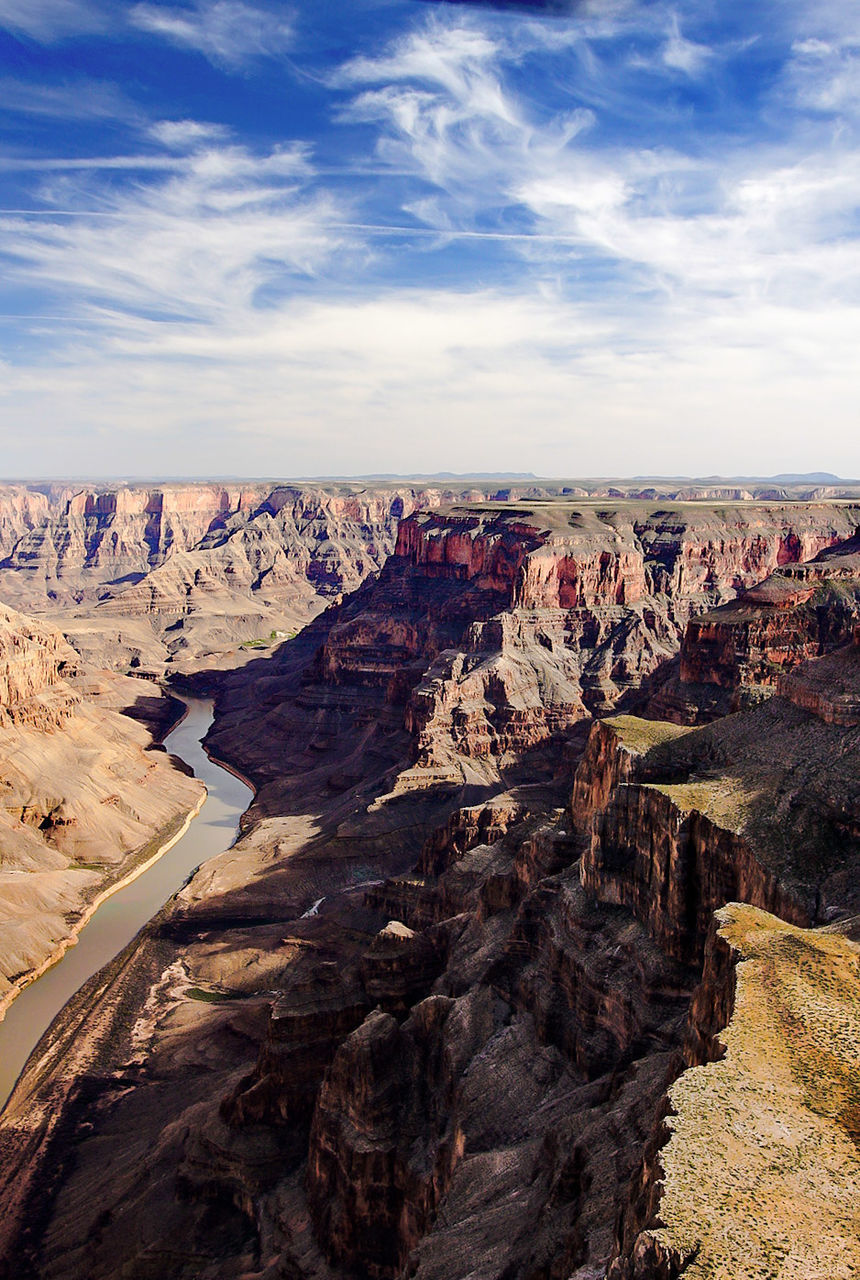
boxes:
[0,795,206,1030]
[0,700,252,1114]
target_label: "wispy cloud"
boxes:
[129,0,294,70]
[2,284,858,478]
[337,17,593,220]
[0,0,107,41]
[662,14,712,76]
[0,76,141,124]
[783,33,860,117]
[0,137,333,323]
[149,119,230,149]
[334,9,860,311]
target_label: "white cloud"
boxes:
[337,17,594,219]
[333,11,860,319]
[0,77,140,123]
[0,0,107,41]
[1,2,859,479]
[129,0,293,70]
[662,14,712,76]
[784,33,860,117]
[2,286,859,478]
[0,140,333,322]
[149,119,230,150]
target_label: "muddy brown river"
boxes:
[0,698,252,1111]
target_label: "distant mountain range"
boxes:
[1,471,856,487]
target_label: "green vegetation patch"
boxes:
[185,986,241,1003]
[241,629,298,650]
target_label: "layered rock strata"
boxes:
[653,533,860,723]
[0,482,502,675]
[0,502,858,1280]
[0,603,78,729]
[574,657,860,951]
[0,604,203,1016]
[371,502,859,768]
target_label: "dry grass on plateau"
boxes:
[654,904,860,1279]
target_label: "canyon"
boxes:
[0,602,202,1018]
[0,485,858,1280]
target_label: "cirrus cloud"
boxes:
[129,0,293,70]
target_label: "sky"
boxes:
[0,0,858,479]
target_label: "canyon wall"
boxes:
[0,499,858,1280]
[0,604,203,1018]
[0,603,78,729]
[0,482,499,674]
[653,534,860,723]
[313,501,860,779]
[608,905,860,1280]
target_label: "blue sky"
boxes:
[0,0,858,478]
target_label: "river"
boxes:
[0,698,252,1111]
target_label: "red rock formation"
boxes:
[318,502,860,772]
[306,997,468,1279]
[417,797,530,877]
[0,483,518,673]
[654,533,860,723]
[584,782,806,962]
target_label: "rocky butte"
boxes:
[0,487,857,1280]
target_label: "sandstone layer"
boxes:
[1,485,857,684]
[652,533,860,723]
[0,482,501,676]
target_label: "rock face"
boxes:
[653,532,860,723]
[307,998,465,1279]
[2,486,855,685]
[574,718,809,964]
[609,905,860,1280]
[0,602,78,729]
[319,501,860,775]
[0,499,858,1280]
[0,603,203,1017]
[576,657,860,936]
[0,482,509,675]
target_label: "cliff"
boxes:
[0,603,78,729]
[2,486,856,689]
[609,906,860,1280]
[0,603,203,1017]
[0,482,508,675]
[573,652,860,951]
[317,501,860,779]
[653,533,860,723]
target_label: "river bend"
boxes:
[0,698,252,1110]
